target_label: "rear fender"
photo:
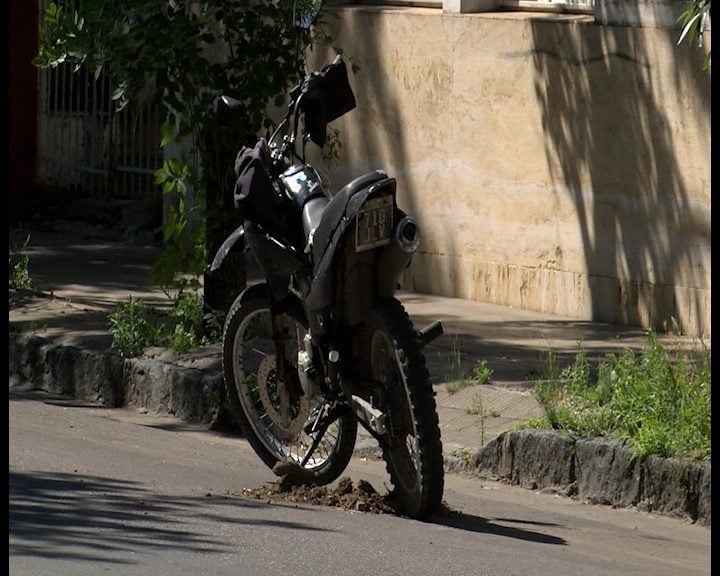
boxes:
[304,178,396,313]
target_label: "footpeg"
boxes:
[351,395,387,436]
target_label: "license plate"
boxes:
[355,195,393,252]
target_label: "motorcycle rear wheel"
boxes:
[222,287,357,486]
[360,298,444,518]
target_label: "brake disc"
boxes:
[256,355,309,437]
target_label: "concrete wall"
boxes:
[306,6,711,338]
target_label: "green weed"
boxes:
[9,235,32,290]
[108,297,157,358]
[445,379,475,395]
[522,332,710,461]
[466,392,485,445]
[450,448,472,462]
[472,359,493,385]
[466,393,484,416]
[108,290,223,357]
[446,357,494,393]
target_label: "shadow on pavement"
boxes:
[428,509,567,546]
[9,470,332,564]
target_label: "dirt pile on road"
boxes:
[241,476,397,514]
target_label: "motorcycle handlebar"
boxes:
[268,53,354,165]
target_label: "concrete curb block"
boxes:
[123,355,226,426]
[467,429,711,526]
[9,332,230,428]
[10,333,125,407]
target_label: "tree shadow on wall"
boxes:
[313,9,709,337]
[527,19,710,334]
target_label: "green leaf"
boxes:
[36,0,319,295]
[161,117,175,147]
[154,166,168,184]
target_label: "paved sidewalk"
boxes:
[8,225,696,457]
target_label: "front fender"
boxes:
[210,225,245,272]
[234,282,272,308]
[233,282,303,316]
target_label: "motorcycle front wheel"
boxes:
[359,297,445,519]
[222,286,357,486]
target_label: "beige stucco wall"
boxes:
[306,6,711,338]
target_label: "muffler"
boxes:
[395,216,420,253]
[417,320,443,348]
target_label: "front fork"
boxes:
[270,309,292,429]
[269,291,307,430]
[269,293,444,452]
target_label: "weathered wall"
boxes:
[307,6,711,338]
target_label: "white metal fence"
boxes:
[36,1,162,199]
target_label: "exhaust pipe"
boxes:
[395,217,420,253]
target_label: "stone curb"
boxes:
[8,330,711,527]
[464,429,711,526]
[9,331,231,428]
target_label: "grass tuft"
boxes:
[519,331,710,461]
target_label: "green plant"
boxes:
[472,359,493,385]
[109,287,224,357]
[9,254,32,291]
[524,331,710,461]
[108,297,157,358]
[539,348,563,381]
[203,306,224,344]
[157,288,223,353]
[445,379,476,395]
[34,0,338,323]
[466,392,485,445]
[9,235,32,291]
[447,336,468,379]
[444,337,474,394]
[450,448,472,462]
[160,289,205,352]
[445,358,495,393]
[677,0,711,70]
[466,393,484,416]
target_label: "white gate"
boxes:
[36,2,162,198]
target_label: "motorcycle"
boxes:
[210,0,445,519]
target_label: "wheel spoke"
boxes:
[232,306,347,472]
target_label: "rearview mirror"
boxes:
[293,0,323,30]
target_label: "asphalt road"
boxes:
[9,384,710,576]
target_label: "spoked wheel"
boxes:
[361,298,444,519]
[222,286,357,485]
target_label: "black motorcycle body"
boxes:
[211,3,445,518]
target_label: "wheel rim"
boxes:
[370,329,422,495]
[232,307,343,469]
